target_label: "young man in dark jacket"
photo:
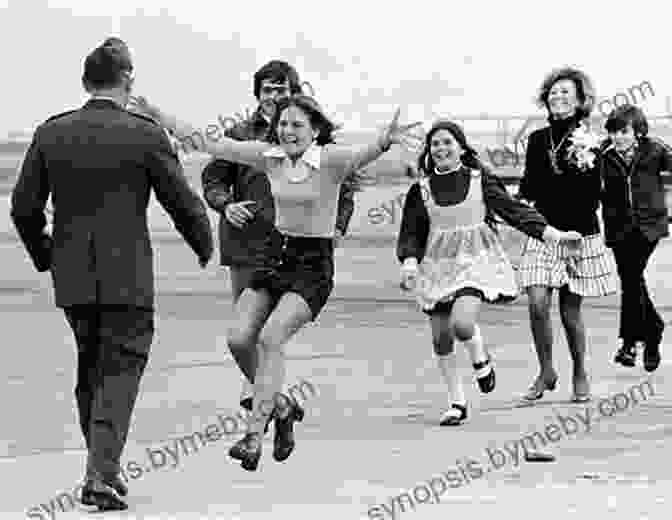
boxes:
[601,104,670,372]
[201,60,358,411]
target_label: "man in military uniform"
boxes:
[11,41,213,511]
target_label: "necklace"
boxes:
[548,126,573,175]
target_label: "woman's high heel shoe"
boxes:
[439,403,468,426]
[228,433,262,471]
[521,375,558,402]
[273,397,305,462]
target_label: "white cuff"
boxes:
[403,257,418,268]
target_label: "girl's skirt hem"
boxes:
[419,283,519,315]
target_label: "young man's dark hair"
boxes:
[253,60,302,99]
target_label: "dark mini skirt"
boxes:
[248,233,335,320]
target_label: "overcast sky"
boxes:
[2,0,671,136]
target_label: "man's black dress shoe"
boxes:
[614,343,637,367]
[105,476,128,497]
[81,479,128,511]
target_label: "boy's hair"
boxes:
[253,60,302,99]
[605,103,648,137]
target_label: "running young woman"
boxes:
[131,94,420,469]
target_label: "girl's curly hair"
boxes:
[536,67,596,119]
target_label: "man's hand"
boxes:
[400,257,419,291]
[334,229,345,247]
[225,201,257,228]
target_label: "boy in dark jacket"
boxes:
[601,104,670,372]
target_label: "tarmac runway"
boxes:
[1,197,672,519]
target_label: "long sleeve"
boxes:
[658,138,672,172]
[322,137,389,184]
[396,182,430,263]
[518,132,541,202]
[335,180,355,235]
[201,158,236,213]
[482,171,548,240]
[10,132,53,272]
[159,111,269,170]
[201,122,262,212]
[147,131,214,262]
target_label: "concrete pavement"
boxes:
[1,193,672,519]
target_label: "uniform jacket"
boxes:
[11,98,214,309]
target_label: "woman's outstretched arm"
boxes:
[483,170,582,243]
[129,97,269,170]
[322,109,422,184]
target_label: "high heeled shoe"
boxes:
[439,403,468,426]
[228,433,262,471]
[80,479,128,511]
[273,397,305,462]
[521,374,558,402]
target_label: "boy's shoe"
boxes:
[614,343,637,367]
[644,325,664,372]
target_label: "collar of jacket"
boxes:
[85,97,124,110]
[262,142,322,170]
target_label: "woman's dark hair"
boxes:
[253,60,302,99]
[604,103,648,137]
[417,119,492,175]
[417,119,499,230]
[269,94,337,146]
[82,44,133,90]
[536,67,596,120]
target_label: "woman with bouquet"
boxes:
[517,67,617,404]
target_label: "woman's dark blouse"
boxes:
[518,115,602,235]
[397,166,548,263]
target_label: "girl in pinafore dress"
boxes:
[398,120,582,425]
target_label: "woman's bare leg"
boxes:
[248,292,313,435]
[226,288,274,383]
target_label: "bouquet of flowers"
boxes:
[566,124,602,172]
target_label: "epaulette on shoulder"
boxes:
[43,109,78,124]
[126,110,160,126]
